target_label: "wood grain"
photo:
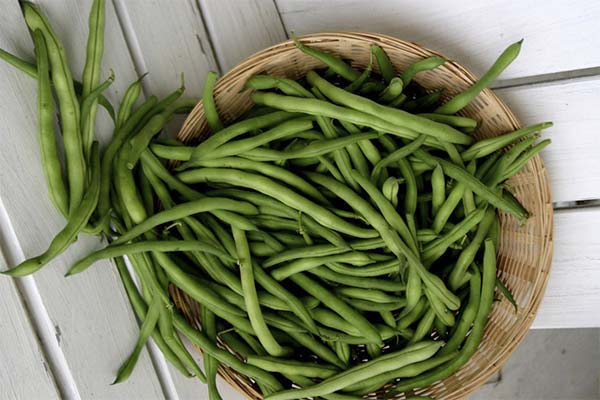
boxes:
[199,0,287,72]
[0,248,58,399]
[113,0,218,99]
[532,207,600,329]
[496,76,600,203]
[276,0,600,85]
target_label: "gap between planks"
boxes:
[0,198,80,400]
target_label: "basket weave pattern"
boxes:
[174,32,554,399]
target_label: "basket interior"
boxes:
[174,32,553,400]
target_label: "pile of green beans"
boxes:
[1,3,552,399]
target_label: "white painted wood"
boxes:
[112,0,218,100]
[199,0,287,72]
[0,0,166,398]
[0,248,59,399]
[276,0,600,85]
[532,207,600,329]
[496,76,600,204]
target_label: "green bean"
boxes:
[327,258,402,278]
[286,331,347,369]
[336,287,404,304]
[248,356,339,379]
[179,168,378,238]
[242,131,379,161]
[422,208,486,265]
[402,90,444,113]
[113,296,161,384]
[265,341,443,400]
[174,314,283,392]
[284,375,362,400]
[253,259,320,335]
[245,74,313,98]
[293,37,361,81]
[334,341,351,366]
[370,44,395,83]
[291,272,382,344]
[115,257,195,378]
[0,47,37,77]
[397,297,427,330]
[497,139,551,183]
[310,86,362,190]
[346,351,457,395]
[252,91,444,147]
[382,177,400,208]
[271,252,374,281]
[191,157,329,204]
[98,96,158,229]
[250,242,277,257]
[496,276,518,313]
[435,40,523,115]
[32,31,69,217]
[0,47,115,119]
[150,143,193,161]
[81,0,105,158]
[318,155,345,181]
[312,267,406,292]
[414,150,528,221]
[462,122,552,161]
[379,77,404,104]
[113,198,257,245]
[342,297,405,312]
[440,266,481,356]
[424,286,455,327]
[400,56,446,87]
[67,239,232,276]
[201,118,313,161]
[397,158,418,215]
[310,308,367,337]
[264,238,384,267]
[189,111,298,161]
[431,164,445,216]
[344,52,373,93]
[306,172,459,310]
[418,113,478,132]
[199,307,221,400]
[351,170,418,255]
[475,152,501,180]
[24,3,86,213]
[203,71,223,132]
[409,307,435,344]
[449,208,496,289]
[389,240,496,394]
[4,143,100,277]
[139,152,257,231]
[307,71,472,144]
[406,266,422,311]
[117,73,147,129]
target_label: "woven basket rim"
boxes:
[174,32,554,400]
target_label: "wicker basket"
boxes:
[173,32,554,399]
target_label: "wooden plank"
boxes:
[0,249,59,399]
[199,0,287,72]
[496,76,600,203]
[0,0,166,398]
[532,207,600,329]
[113,0,218,99]
[276,0,600,84]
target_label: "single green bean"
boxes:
[435,40,523,115]
[4,143,100,277]
[400,56,446,86]
[81,0,105,158]
[32,30,68,217]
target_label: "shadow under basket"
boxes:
[172,32,554,400]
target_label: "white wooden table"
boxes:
[1,1,599,399]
